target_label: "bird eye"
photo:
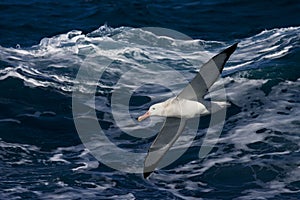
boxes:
[152,107,155,110]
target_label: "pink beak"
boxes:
[138,111,150,121]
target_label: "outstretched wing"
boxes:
[177,43,238,101]
[143,43,238,178]
[143,117,186,178]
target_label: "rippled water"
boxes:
[1,1,300,199]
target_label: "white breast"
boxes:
[165,99,209,118]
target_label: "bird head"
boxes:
[138,103,164,121]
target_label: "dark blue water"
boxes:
[0,0,300,199]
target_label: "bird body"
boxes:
[143,97,229,119]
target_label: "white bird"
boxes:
[138,43,238,178]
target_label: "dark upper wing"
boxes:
[143,117,186,178]
[177,43,238,101]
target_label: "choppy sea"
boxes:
[0,0,300,199]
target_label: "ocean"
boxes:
[0,0,300,199]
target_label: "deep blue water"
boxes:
[0,0,300,199]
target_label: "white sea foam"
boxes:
[0,118,21,124]
[49,153,71,164]
[0,25,299,199]
[0,25,298,92]
[151,78,300,199]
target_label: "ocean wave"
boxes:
[145,77,300,199]
[0,25,300,199]
[0,25,299,92]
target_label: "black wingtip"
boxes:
[223,42,238,56]
[143,171,152,179]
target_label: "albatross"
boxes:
[138,43,238,178]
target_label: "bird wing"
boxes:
[143,117,186,178]
[177,43,238,101]
[143,43,238,178]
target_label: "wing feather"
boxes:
[177,43,238,101]
[143,117,186,178]
[143,43,238,178]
